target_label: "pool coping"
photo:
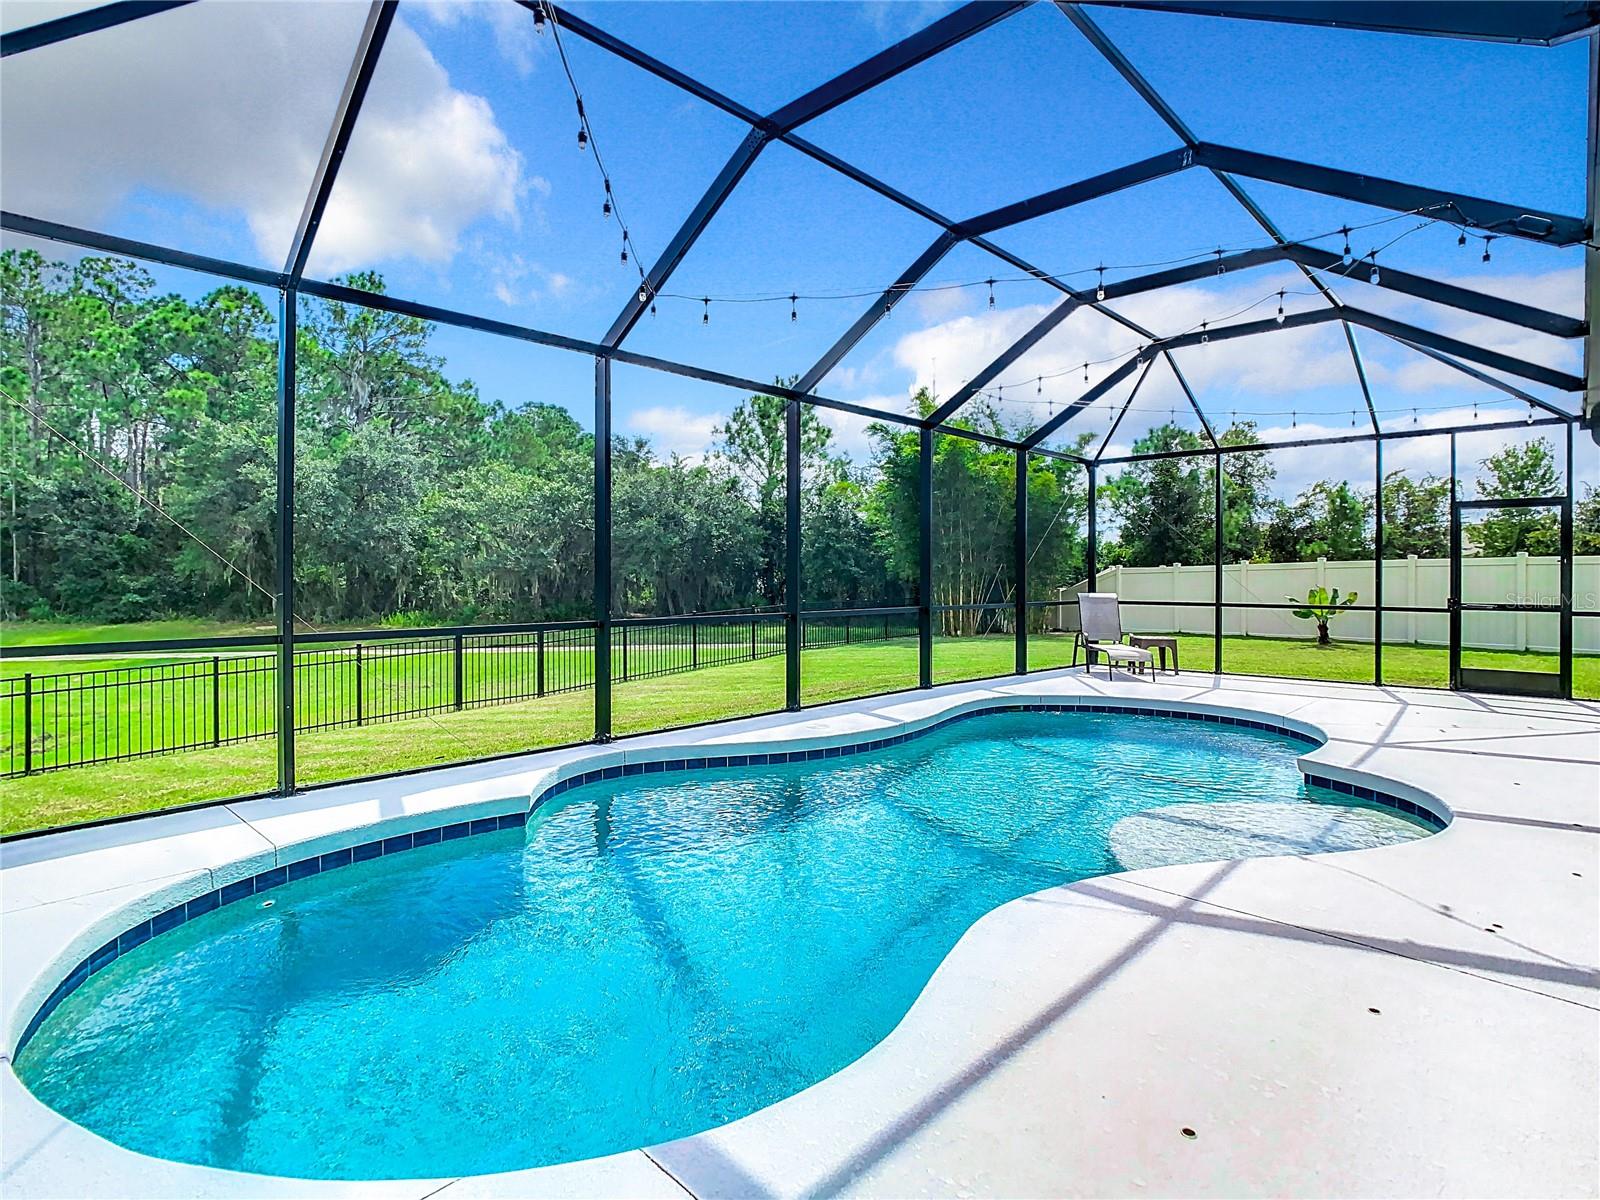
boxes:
[2,668,1595,1198]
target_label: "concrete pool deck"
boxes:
[2,668,1597,1198]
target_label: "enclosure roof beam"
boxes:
[1096,414,1571,466]
[1340,308,1585,391]
[1,0,193,57]
[924,297,1083,426]
[957,148,1193,236]
[1022,354,1148,448]
[1341,323,1382,433]
[795,232,962,394]
[1161,350,1218,446]
[284,1,395,284]
[601,129,769,348]
[1191,143,1589,246]
[1074,1,1600,46]
[1386,337,1572,417]
[766,1,1030,134]
[552,2,1158,354]
[3,210,286,288]
[1096,356,1157,457]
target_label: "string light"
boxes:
[1482,235,1494,263]
[1095,266,1106,302]
[1083,362,1089,382]
[1526,402,1534,424]
[1214,249,1225,276]
[987,278,996,309]
[1291,410,1297,428]
[576,99,588,150]
[620,238,628,265]
[790,293,798,323]
[1341,227,1352,266]
[1368,252,1380,286]
[1276,290,1285,324]
[533,3,546,33]
[1200,320,1209,345]
[701,297,710,326]
[1458,228,1467,247]
[1472,402,1478,420]
[638,284,648,304]
[602,179,612,218]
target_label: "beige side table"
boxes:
[1127,634,1179,674]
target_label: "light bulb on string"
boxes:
[1368,253,1380,286]
[1213,249,1225,276]
[1200,320,1209,345]
[638,284,648,304]
[701,298,709,326]
[986,278,995,310]
[1412,408,1418,425]
[1291,411,1297,428]
[533,3,546,33]
[1083,362,1089,383]
[576,100,588,149]
[1457,228,1467,247]
[1095,266,1106,302]
[1341,227,1352,266]
[1482,236,1494,263]
[602,180,612,218]
[790,294,798,323]
[1276,290,1285,324]
[1526,402,1535,425]
[1472,402,1478,421]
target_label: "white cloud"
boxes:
[0,5,527,273]
[623,405,722,462]
[417,0,541,76]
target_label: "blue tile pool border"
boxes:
[13,700,1441,1056]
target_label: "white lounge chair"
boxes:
[1072,593,1154,679]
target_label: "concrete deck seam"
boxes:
[1115,876,1600,1012]
[642,1147,700,1199]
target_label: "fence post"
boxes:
[621,625,629,681]
[22,673,33,776]
[751,620,758,661]
[1406,554,1419,645]
[1238,561,1250,638]
[212,656,221,746]
[355,643,364,726]
[536,629,546,697]
[454,634,465,710]
[846,619,853,645]
[1516,551,1530,651]
[691,623,698,669]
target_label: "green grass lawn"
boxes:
[2,630,1594,837]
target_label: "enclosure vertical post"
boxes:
[1584,32,1599,444]
[785,399,801,710]
[1014,448,1028,675]
[536,629,546,697]
[453,633,464,709]
[212,656,221,746]
[1085,462,1097,592]
[1561,421,1575,699]
[1448,433,1461,690]
[594,355,612,741]
[1374,436,1385,686]
[1213,453,1223,676]
[22,673,33,775]
[354,644,364,727]
[918,427,934,689]
[691,623,698,669]
[276,288,296,795]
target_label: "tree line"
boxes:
[1,249,1593,630]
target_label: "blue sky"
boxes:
[2,0,1592,495]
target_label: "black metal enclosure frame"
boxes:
[3,0,1599,821]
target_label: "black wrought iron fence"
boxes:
[3,613,912,777]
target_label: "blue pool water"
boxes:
[15,711,1428,1179]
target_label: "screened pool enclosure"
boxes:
[2,0,1598,835]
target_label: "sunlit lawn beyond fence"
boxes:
[2,632,1595,835]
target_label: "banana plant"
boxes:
[1286,585,1358,645]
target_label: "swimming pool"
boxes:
[13,707,1434,1180]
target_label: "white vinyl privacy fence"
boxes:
[1055,555,1600,653]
